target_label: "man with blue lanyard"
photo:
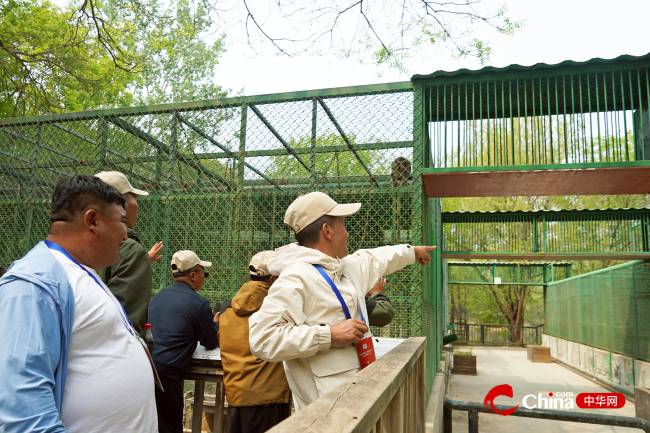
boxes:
[249,191,436,411]
[0,175,158,432]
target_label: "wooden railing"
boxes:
[268,337,427,433]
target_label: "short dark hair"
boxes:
[50,175,125,223]
[295,215,336,247]
[172,264,200,279]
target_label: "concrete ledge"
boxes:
[542,334,645,395]
[425,372,447,433]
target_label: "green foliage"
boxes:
[126,0,229,105]
[0,0,135,117]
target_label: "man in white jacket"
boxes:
[249,191,435,410]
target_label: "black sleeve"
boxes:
[215,299,232,347]
[196,301,218,350]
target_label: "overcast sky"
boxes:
[213,0,650,96]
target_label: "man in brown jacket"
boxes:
[218,251,291,433]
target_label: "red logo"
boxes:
[483,384,519,416]
[576,393,625,409]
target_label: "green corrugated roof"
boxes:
[411,52,650,81]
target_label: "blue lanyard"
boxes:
[313,264,366,323]
[45,240,135,336]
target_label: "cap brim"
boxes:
[130,188,149,197]
[199,260,212,267]
[326,202,361,217]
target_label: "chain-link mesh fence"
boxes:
[545,260,650,361]
[0,82,444,395]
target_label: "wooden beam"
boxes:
[423,166,650,197]
[267,337,426,433]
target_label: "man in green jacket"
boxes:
[366,277,395,328]
[95,171,163,337]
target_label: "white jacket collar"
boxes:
[268,243,342,276]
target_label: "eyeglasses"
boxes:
[192,270,209,279]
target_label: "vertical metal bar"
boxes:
[487,81,491,166]
[495,79,500,165]
[644,67,650,161]
[161,113,178,287]
[472,82,476,166]
[542,214,547,253]
[539,76,545,163]
[556,75,563,163]
[99,117,107,172]
[517,78,521,164]
[642,213,649,252]
[458,82,461,167]
[524,78,529,164]
[468,409,479,433]
[628,69,636,160]
[23,123,42,255]
[465,81,469,166]
[437,85,441,167]
[578,74,585,162]
[596,72,603,161]
[637,69,645,161]
[478,81,480,166]
[311,97,317,187]
[621,69,629,161]
[238,105,247,190]
[442,84,446,167]
[587,73,595,161]
[510,79,515,164]
[569,75,576,162]
[611,70,619,161]
[603,72,609,161]
[548,76,554,163]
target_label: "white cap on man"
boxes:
[284,191,361,234]
[170,250,212,273]
[249,251,277,276]
[94,171,149,196]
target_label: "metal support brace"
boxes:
[316,97,379,187]
[98,118,107,171]
[176,113,283,191]
[248,103,312,174]
[107,116,229,189]
[238,106,247,191]
[23,124,42,255]
[311,97,317,188]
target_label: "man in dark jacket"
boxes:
[95,171,163,337]
[149,250,219,433]
[219,251,291,433]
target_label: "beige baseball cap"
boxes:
[284,191,361,234]
[94,171,149,196]
[171,250,212,273]
[249,250,277,276]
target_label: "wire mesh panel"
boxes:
[546,260,650,361]
[448,261,572,285]
[443,209,650,255]
[0,83,447,395]
[419,57,650,168]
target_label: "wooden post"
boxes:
[213,382,225,433]
[192,380,205,433]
